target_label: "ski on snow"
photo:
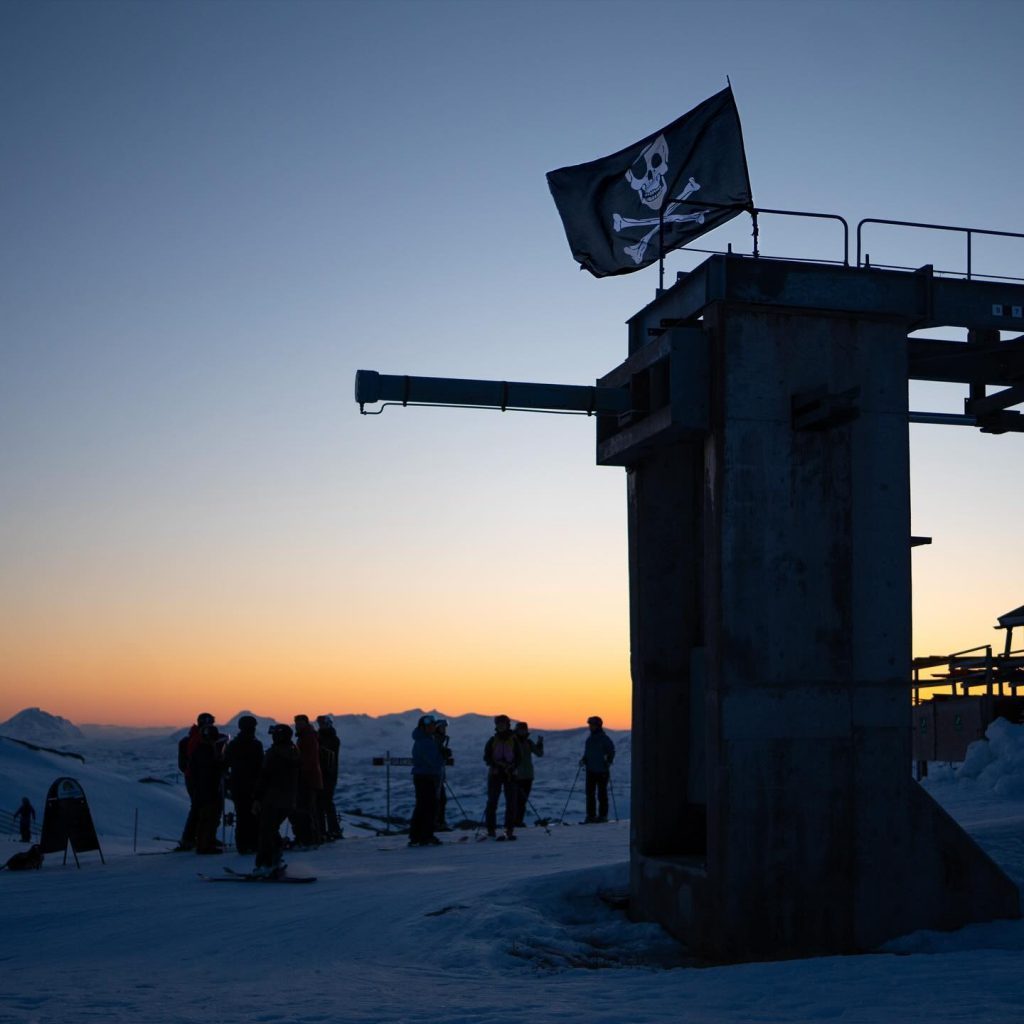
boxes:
[198,866,317,884]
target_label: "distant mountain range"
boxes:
[0,707,628,751]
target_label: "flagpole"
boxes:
[658,203,665,293]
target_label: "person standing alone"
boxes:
[13,797,35,843]
[581,715,615,823]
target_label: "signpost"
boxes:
[370,752,414,834]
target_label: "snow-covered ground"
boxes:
[2,711,1024,1023]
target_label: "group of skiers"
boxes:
[176,712,341,874]
[173,709,614,868]
[408,713,615,847]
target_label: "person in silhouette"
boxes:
[13,797,35,843]
[191,723,226,853]
[433,719,454,831]
[409,714,444,846]
[513,722,543,827]
[581,715,615,823]
[483,715,521,840]
[225,716,264,855]
[176,712,215,851]
[291,714,323,846]
[252,724,299,875]
[316,715,342,840]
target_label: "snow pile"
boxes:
[430,862,685,973]
[0,707,84,746]
[954,717,1024,798]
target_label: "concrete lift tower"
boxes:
[355,220,1023,961]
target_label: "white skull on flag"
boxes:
[625,135,669,211]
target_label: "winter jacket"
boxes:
[254,742,300,810]
[317,725,340,791]
[189,741,224,804]
[411,726,445,776]
[178,725,201,777]
[582,729,615,773]
[515,736,544,780]
[295,722,323,790]
[225,733,264,793]
[484,731,521,777]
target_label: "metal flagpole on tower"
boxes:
[658,202,665,293]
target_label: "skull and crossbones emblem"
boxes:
[613,135,710,264]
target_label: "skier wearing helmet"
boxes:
[252,724,299,876]
[409,714,445,847]
[483,715,521,840]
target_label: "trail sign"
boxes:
[39,777,104,867]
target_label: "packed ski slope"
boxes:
[2,712,1024,1024]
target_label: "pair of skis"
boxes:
[198,866,316,884]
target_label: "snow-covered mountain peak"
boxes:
[0,707,84,745]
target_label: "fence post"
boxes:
[385,750,391,835]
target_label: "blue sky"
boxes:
[2,0,1022,724]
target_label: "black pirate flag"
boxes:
[546,86,752,278]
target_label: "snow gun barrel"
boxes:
[354,369,630,416]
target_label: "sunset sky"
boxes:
[3,0,1022,729]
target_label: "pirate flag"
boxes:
[546,86,752,278]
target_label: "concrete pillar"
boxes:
[620,261,1020,961]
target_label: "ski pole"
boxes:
[445,780,473,827]
[609,772,619,822]
[472,800,489,840]
[525,795,551,835]
[558,763,583,825]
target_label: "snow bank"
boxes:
[953,717,1024,798]
[0,737,188,847]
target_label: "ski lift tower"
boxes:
[355,217,1023,961]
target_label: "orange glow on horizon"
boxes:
[0,624,632,731]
